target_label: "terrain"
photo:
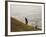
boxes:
[11,17,41,32]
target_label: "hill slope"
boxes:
[11,17,41,32]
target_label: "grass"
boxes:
[11,17,41,32]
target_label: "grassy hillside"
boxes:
[11,17,41,32]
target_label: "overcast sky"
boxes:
[10,4,42,18]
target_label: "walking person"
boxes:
[25,17,28,24]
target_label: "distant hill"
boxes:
[11,17,41,32]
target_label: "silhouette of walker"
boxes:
[25,17,28,24]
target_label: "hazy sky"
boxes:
[10,4,42,28]
[10,4,42,18]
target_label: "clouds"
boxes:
[10,4,42,17]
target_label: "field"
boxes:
[11,17,41,32]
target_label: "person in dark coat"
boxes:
[25,17,28,24]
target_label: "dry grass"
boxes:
[11,17,41,32]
